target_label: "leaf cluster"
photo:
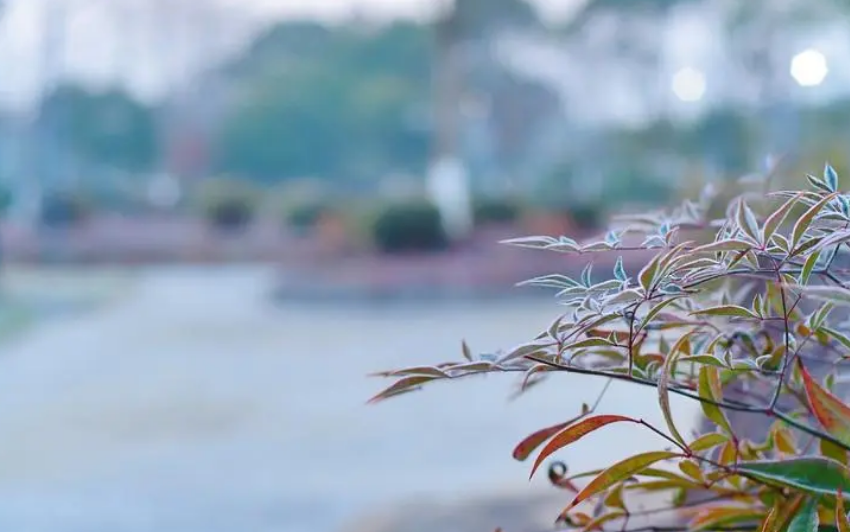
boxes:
[371,163,850,532]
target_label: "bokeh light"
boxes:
[671,67,707,102]
[790,48,829,87]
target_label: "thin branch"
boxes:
[524,354,850,453]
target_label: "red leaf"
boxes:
[529,415,638,479]
[512,420,572,461]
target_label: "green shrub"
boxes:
[285,202,327,234]
[372,201,448,254]
[40,191,91,227]
[371,163,850,531]
[567,202,603,230]
[195,177,258,232]
[472,198,521,226]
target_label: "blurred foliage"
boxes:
[214,22,431,184]
[372,201,449,254]
[194,177,259,232]
[39,85,157,173]
[285,202,330,235]
[472,198,522,226]
[40,191,92,228]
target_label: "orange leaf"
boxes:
[529,415,638,479]
[800,361,850,446]
[568,451,680,509]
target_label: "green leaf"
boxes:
[690,432,729,452]
[658,335,691,450]
[800,250,823,286]
[564,338,619,350]
[691,305,760,319]
[801,361,850,447]
[605,289,644,306]
[793,193,838,248]
[808,174,832,193]
[787,497,818,532]
[825,327,850,350]
[529,415,638,479]
[821,438,848,465]
[682,355,728,368]
[737,199,762,243]
[699,366,733,434]
[764,192,802,242]
[568,451,680,509]
[736,457,850,496]
[641,297,685,329]
[639,253,664,292]
[692,239,754,253]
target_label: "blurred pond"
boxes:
[0,266,700,531]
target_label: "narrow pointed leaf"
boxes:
[737,200,762,243]
[826,163,839,192]
[691,305,759,319]
[658,335,691,450]
[641,297,685,328]
[699,366,733,434]
[736,457,850,496]
[513,417,578,461]
[639,253,663,291]
[690,432,729,452]
[787,497,818,532]
[793,193,838,247]
[693,239,754,253]
[614,257,627,282]
[764,193,802,242]
[529,415,638,479]
[801,362,850,446]
[800,251,822,286]
[568,452,680,509]
[367,375,438,403]
[461,340,473,361]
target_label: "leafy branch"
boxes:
[370,163,850,532]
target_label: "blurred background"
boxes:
[0,0,845,530]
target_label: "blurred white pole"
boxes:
[429,0,473,241]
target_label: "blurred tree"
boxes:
[39,85,157,173]
[443,0,540,37]
[215,22,431,183]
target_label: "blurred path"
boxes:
[0,266,699,531]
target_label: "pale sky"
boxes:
[0,0,588,110]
